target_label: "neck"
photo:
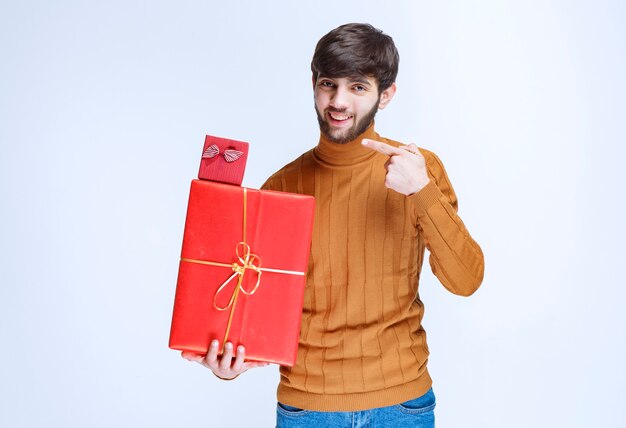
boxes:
[313,122,379,167]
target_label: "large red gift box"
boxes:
[169,179,315,366]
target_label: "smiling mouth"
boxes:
[328,111,354,122]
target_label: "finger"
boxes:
[244,361,271,370]
[219,342,234,371]
[231,345,246,373]
[181,351,204,362]
[384,155,397,170]
[361,139,405,157]
[205,339,220,368]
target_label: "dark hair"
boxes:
[311,23,399,93]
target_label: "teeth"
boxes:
[329,112,352,121]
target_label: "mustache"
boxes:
[326,108,351,114]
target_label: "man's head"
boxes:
[312,23,399,143]
[311,23,399,94]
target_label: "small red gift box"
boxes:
[169,180,315,366]
[198,135,249,185]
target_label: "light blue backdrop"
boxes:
[1,1,624,427]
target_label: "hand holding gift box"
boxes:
[181,338,268,380]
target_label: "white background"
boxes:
[1,1,624,427]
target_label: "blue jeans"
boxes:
[276,388,436,428]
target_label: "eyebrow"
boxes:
[347,77,372,86]
[318,75,373,86]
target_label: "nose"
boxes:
[330,87,349,110]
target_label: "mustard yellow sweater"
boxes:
[261,124,484,411]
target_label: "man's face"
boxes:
[314,75,394,144]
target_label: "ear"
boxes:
[378,83,397,110]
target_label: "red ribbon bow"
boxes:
[202,144,244,163]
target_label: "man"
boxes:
[183,23,484,427]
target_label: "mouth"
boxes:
[327,111,354,125]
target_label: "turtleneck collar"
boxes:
[313,122,380,167]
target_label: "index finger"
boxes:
[361,139,405,157]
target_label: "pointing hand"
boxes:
[362,139,430,196]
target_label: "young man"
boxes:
[183,23,484,427]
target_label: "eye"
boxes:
[319,80,335,88]
[354,85,366,92]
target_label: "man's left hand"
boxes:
[362,139,430,196]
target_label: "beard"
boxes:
[315,97,380,144]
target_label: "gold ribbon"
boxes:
[180,187,305,352]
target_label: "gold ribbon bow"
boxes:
[213,242,263,310]
[210,242,262,347]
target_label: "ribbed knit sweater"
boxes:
[261,123,484,412]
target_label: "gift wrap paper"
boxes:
[198,135,249,185]
[169,180,315,366]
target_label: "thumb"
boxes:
[399,144,421,156]
[181,351,205,362]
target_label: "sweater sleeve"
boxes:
[407,150,484,296]
[260,174,282,192]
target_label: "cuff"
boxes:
[407,180,442,215]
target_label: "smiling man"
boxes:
[314,74,391,144]
[183,23,484,427]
